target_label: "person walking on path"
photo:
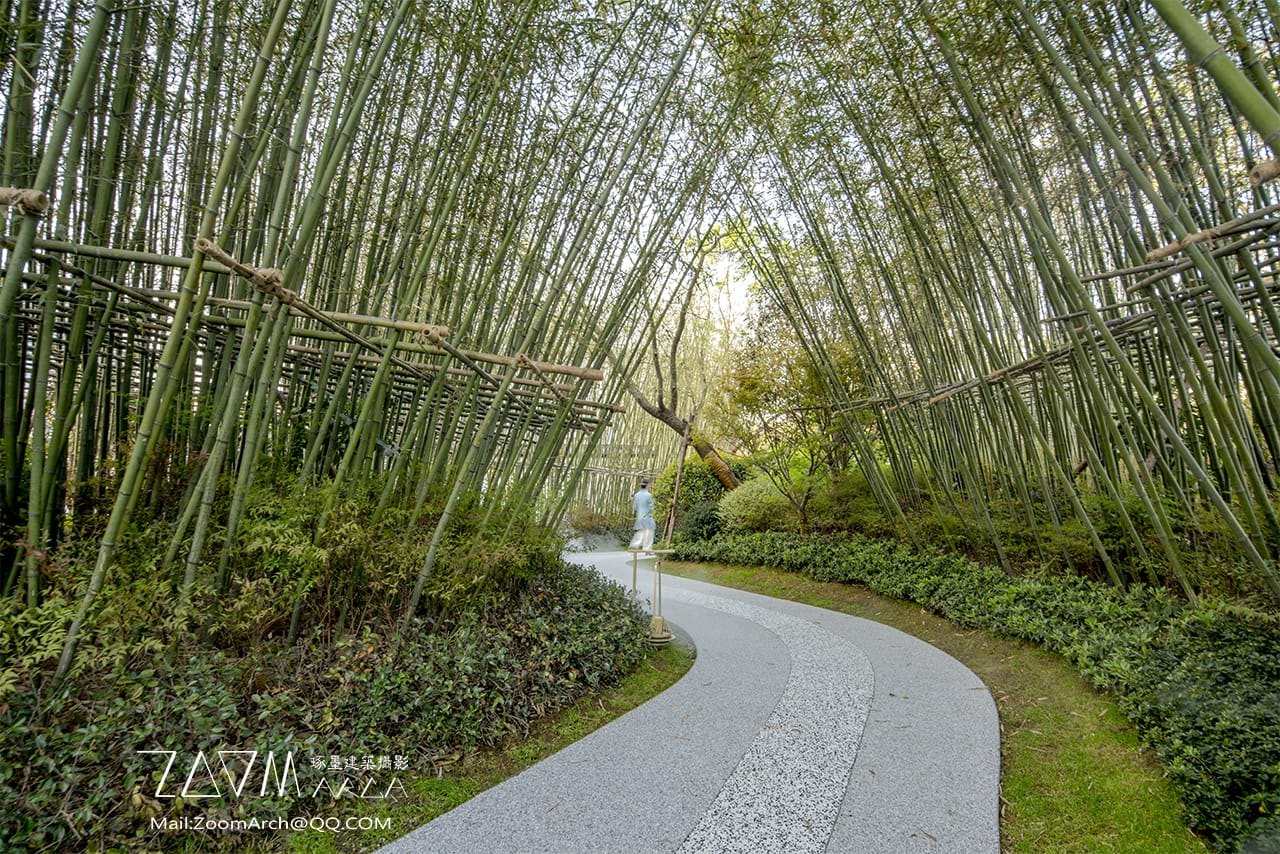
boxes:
[631,479,656,551]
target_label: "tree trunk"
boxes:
[625,379,740,490]
[692,438,741,490]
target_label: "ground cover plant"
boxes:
[671,531,1280,853]
[0,486,650,853]
[285,641,694,853]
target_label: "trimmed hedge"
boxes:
[673,531,1280,852]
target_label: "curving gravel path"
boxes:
[377,550,999,853]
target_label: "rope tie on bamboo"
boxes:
[193,238,440,385]
[0,188,50,217]
[1196,44,1228,69]
[1141,202,1280,262]
[1144,229,1215,263]
[194,238,284,291]
[1250,158,1280,186]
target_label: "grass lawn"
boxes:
[660,559,1208,854]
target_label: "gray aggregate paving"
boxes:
[377,550,999,853]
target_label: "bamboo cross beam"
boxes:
[517,353,590,430]
[1123,227,1280,293]
[1076,219,1280,288]
[1140,202,1280,263]
[194,240,598,384]
[467,388,599,428]
[128,287,452,339]
[194,239,447,389]
[34,234,596,384]
[13,250,176,317]
[457,350,604,382]
[194,238,284,289]
[286,343,579,393]
[28,236,234,275]
[862,309,1211,415]
[280,336,609,431]
[294,346,621,415]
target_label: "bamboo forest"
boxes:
[3,0,1280,851]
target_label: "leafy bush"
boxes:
[807,470,899,538]
[717,476,796,534]
[674,500,723,542]
[673,531,1280,852]
[563,503,632,542]
[1,486,648,852]
[320,560,649,753]
[652,454,749,528]
[805,469,1250,596]
[1127,606,1280,847]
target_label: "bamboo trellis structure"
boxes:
[8,0,1280,686]
[0,0,760,678]
[719,0,1280,606]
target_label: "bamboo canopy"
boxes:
[4,0,1280,684]
[702,0,1280,604]
[0,0,749,676]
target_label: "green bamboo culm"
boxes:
[1148,0,1280,156]
[3,0,1278,718]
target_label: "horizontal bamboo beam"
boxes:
[133,287,451,339]
[290,346,624,413]
[29,236,233,274]
[1140,202,1280,263]
[10,238,602,383]
[196,240,599,382]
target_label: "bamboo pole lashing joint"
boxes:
[1195,44,1228,69]
[1140,203,1280,262]
[517,353,589,430]
[194,238,284,290]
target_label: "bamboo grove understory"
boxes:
[3,0,1280,685]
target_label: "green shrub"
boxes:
[718,477,797,534]
[1,479,648,853]
[563,503,632,542]
[325,560,649,752]
[1125,605,1280,847]
[1239,815,1280,853]
[672,530,1280,852]
[675,500,723,542]
[807,471,897,538]
[652,454,749,527]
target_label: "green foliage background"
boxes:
[651,454,750,533]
